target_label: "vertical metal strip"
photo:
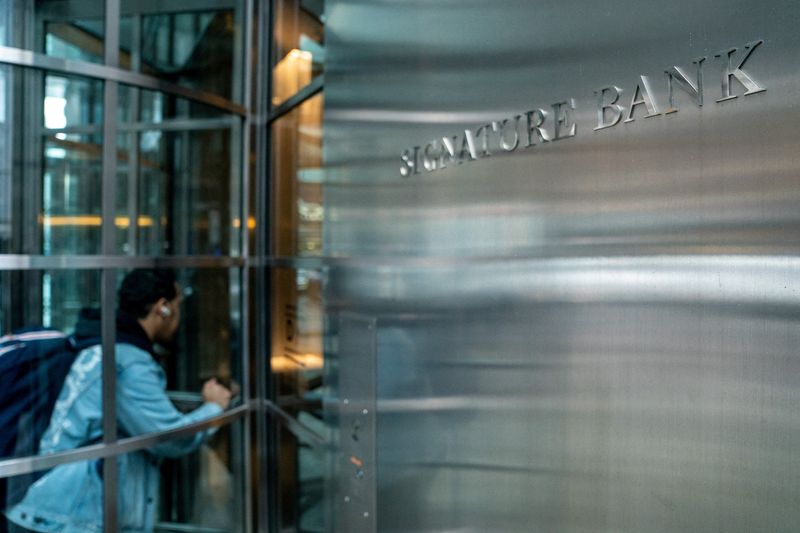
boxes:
[126,15,142,256]
[126,126,139,254]
[102,0,120,531]
[337,314,378,533]
[240,0,255,530]
[241,0,255,400]
[258,1,274,531]
[22,68,43,325]
[231,0,247,257]
[230,120,243,258]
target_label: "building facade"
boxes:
[2,0,800,532]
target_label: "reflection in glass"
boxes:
[271,267,324,393]
[270,265,325,530]
[40,74,105,255]
[137,129,235,256]
[117,86,238,256]
[272,0,325,106]
[42,269,102,331]
[0,270,100,482]
[42,133,104,255]
[0,69,104,255]
[276,421,327,532]
[158,422,245,532]
[0,0,105,61]
[163,268,242,394]
[0,270,100,335]
[0,4,9,46]
[43,74,104,129]
[271,93,323,256]
[45,19,104,64]
[139,88,230,122]
[121,267,243,531]
[118,5,238,100]
[0,265,245,531]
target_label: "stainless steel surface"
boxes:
[324,1,800,531]
[337,313,377,533]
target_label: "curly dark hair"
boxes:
[118,269,177,318]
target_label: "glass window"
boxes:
[0,269,101,353]
[2,456,106,531]
[42,269,102,332]
[272,0,325,106]
[0,68,104,255]
[120,2,240,101]
[173,267,242,394]
[138,128,236,256]
[0,66,12,253]
[41,74,105,255]
[111,266,244,530]
[271,266,324,413]
[118,88,241,257]
[118,267,242,437]
[44,74,104,129]
[269,265,327,530]
[155,420,246,532]
[0,269,102,472]
[274,420,327,532]
[45,18,105,64]
[0,0,106,62]
[117,86,240,256]
[139,88,232,123]
[42,133,104,255]
[271,93,323,257]
[111,269,245,531]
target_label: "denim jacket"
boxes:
[4,339,222,533]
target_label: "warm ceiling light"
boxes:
[38,215,155,227]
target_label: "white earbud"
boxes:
[160,305,172,317]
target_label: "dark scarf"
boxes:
[73,308,155,356]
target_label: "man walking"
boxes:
[5,269,231,532]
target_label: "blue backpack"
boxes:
[0,327,100,522]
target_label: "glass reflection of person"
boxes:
[5,269,231,533]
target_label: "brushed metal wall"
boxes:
[324,1,800,532]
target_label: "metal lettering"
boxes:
[715,39,766,103]
[400,150,414,177]
[552,99,577,139]
[473,124,493,157]
[463,129,482,160]
[594,86,624,130]
[624,76,660,123]
[422,142,440,171]
[492,116,521,152]
[458,131,475,161]
[440,136,459,168]
[664,57,706,113]
[524,109,550,147]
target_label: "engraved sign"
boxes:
[400,39,766,177]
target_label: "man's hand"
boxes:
[202,378,232,409]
